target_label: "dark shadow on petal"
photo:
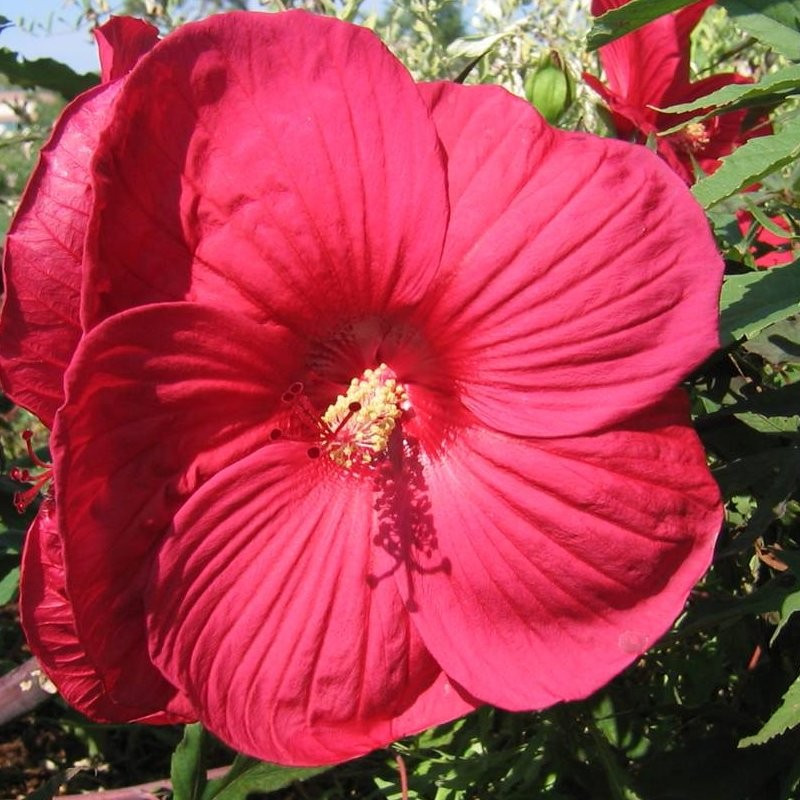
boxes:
[369,434,450,610]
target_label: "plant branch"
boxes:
[0,657,53,726]
[59,767,230,800]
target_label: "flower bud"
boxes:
[524,51,575,124]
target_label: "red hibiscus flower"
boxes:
[585,0,770,183]
[1,11,723,766]
[736,209,797,267]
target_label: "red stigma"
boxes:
[10,429,53,513]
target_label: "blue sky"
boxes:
[3,0,100,73]
[2,1,387,73]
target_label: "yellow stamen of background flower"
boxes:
[683,121,710,152]
[321,363,407,468]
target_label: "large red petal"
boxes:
[94,16,159,84]
[419,83,722,438]
[0,18,159,426]
[20,499,194,723]
[52,302,299,713]
[146,443,476,766]
[83,11,447,333]
[0,82,120,426]
[394,391,721,708]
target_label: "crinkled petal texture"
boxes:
[20,500,193,723]
[54,302,475,764]
[0,83,118,425]
[396,391,722,708]
[418,82,722,438]
[83,10,448,333]
[0,16,157,425]
[146,443,476,766]
[52,303,299,716]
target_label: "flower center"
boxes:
[682,121,710,153]
[318,363,408,469]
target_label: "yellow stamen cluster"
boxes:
[683,121,710,152]
[321,363,407,468]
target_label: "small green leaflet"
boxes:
[586,0,698,50]
[771,585,800,644]
[743,317,800,364]
[171,723,208,800]
[202,757,328,800]
[739,672,800,747]
[447,30,511,59]
[719,0,800,60]
[0,566,19,604]
[692,116,800,208]
[719,264,800,344]
[657,64,800,128]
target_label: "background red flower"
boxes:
[585,0,771,183]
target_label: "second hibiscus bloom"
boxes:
[586,0,770,183]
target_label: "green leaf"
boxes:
[0,48,96,100]
[693,116,800,208]
[743,196,797,239]
[446,30,509,59]
[657,63,800,121]
[586,0,698,50]
[772,585,800,643]
[735,411,800,432]
[743,316,800,363]
[677,577,794,636]
[0,566,19,604]
[740,672,800,747]
[712,447,800,557]
[171,723,208,800]
[719,0,800,59]
[719,380,800,416]
[202,757,328,800]
[719,265,800,344]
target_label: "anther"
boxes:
[320,363,407,469]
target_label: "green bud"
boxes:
[524,51,575,124]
